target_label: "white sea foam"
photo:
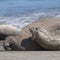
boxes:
[56,15,60,18]
[0,11,60,29]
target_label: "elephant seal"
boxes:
[3,24,42,51]
[3,17,60,51]
[0,25,21,40]
[30,26,60,50]
[3,35,42,51]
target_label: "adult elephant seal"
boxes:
[0,25,21,40]
[3,17,60,51]
[30,26,60,50]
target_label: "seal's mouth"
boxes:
[30,27,39,40]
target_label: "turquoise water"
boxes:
[0,0,60,28]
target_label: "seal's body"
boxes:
[0,25,21,40]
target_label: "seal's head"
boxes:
[3,37,12,51]
[30,27,41,40]
[3,36,19,51]
[30,27,49,40]
[3,36,26,51]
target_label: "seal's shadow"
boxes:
[21,37,46,51]
[0,34,7,40]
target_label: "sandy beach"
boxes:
[0,51,59,60]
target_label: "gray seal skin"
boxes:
[30,27,60,50]
[0,25,21,40]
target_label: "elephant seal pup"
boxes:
[30,27,60,50]
[0,25,21,40]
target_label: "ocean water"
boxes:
[0,0,60,28]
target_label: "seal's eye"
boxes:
[36,28,38,30]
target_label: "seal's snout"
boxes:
[3,41,11,51]
[30,27,38,40]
